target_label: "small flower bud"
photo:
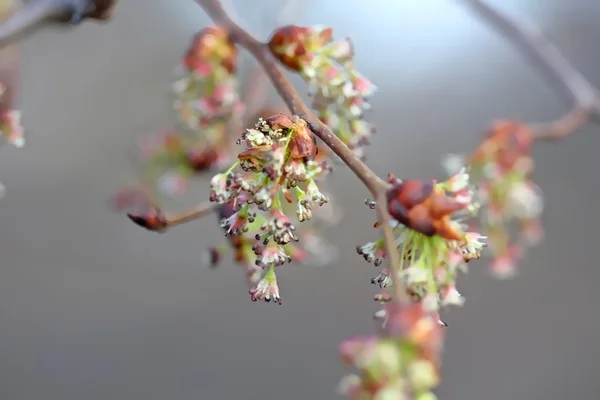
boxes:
[127,208,168,233]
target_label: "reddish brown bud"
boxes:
[264,113,294,130]
[127,208,168,233]
[472,120,534,171]
[184,27,237,74]
[268,25,333,71]
[288,117,318,160]
[386,180,464,240]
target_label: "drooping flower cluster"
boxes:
[467,120,543,278]
[209,114,331,303]
[204,189,341,287]
[358,168,487,314]
[175,26,244,134]
[268,26,376,159]
[122,27,246,200]
[339,303,445,400]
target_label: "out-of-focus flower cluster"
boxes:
[347,168,486,399]
[125,27,245,201]
[268,25,376,159]
[175,26,244,135]
[467,120,543,278]
[209,114,332,303]
[339,303,445,400]
[358,168,486,315]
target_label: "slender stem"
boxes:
[164,201,217,228]
[375,191,409,303]
[194,0,386,195]
[458,0,600,140]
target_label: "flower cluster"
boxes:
[467,120,543,278]
[126,27,246,200]
[209,114,331,303]
[339,303,445,400]
[268,26,376,159]
[358,168,487,313]
[175,26,244,133]
[204,191,342,288]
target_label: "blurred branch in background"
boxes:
[458,0,600,140]
[0,0,117,48]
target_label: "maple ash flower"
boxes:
[249,267,282,304]
[209,173,231,203]
[357,167,486,312]
[261,209,298,245]
[220,205,249,236]
[357,240,386,265]
[253,240,291,269]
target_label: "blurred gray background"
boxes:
[1,0,599,399]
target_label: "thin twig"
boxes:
[164,201,218,228]
[195,0,386,195]
[458,0,600,140]
[0,0,117,48]
[375,190,409,303]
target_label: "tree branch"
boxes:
[0,0,117,48]
[458,0,600,140]
[194,0,386,195]
[164,201,218,228]
[194,0,410,303]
